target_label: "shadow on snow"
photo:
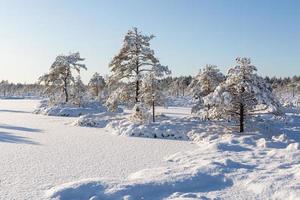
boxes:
[0,131,38,145]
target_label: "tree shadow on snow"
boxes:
[0,124,42,144]
[0,131,38,145]
[0,124,42,133]
[0,109,31,114]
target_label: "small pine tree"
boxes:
[189,65,225,116]
[39,52,86,103]
[71,76,87,107]
[140,73,167,122]
[207,57,282,132]
[88,72,106,102]
[108,27,170,107]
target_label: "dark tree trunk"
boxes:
[135,37,140,103]
[152,99,155,122]
[135,66,140,103]
[64,86,68,103]
[63,72,69,103]
[96,87,99,97]
[239,103,244,132]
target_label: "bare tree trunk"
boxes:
[134,30,140,103]
[239,103,244,132]
[152,99,155,122]
[63,86,68,103]
[63,73,69,103]
[135,65,140,103]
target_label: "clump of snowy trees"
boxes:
[271,76,300,107]
[106,27,171,122]
[0,81,44,98]
[169,76,192,96]
[189,57,283,132]
[33,27,290,133]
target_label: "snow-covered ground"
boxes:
[1,99,300,200]
[0,100,196,200]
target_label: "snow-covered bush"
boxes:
[129,103,151,124]
[189,65,225,117]
[74,112,124,128]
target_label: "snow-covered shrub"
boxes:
[129,103,151,124]
[74,112,124,128]
[105,85,130,112]
[189,65,225,116]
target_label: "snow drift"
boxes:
[46,132,300,200]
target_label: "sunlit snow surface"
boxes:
[0,100,195,200]
[1,99,300,199]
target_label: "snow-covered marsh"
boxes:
[59,105,300,199]
[0,100,196,200]
[1,99,300,199]
[46,132,300,200]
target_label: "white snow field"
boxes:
[1,99,300,200]
[51,106,300,200]
[0,100,196,200]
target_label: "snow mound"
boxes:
[107,116,203,140]
[74,112,124,128]
[34,100,110,117]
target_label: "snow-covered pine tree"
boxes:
[108,27,170,106]
[88,72,106,101]
[140,72,166,122]
[189,65,225,116]
[207,57,282,132]
[39,52,86,103]
[71,76,87,107]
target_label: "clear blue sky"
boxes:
[0,0,299,83]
